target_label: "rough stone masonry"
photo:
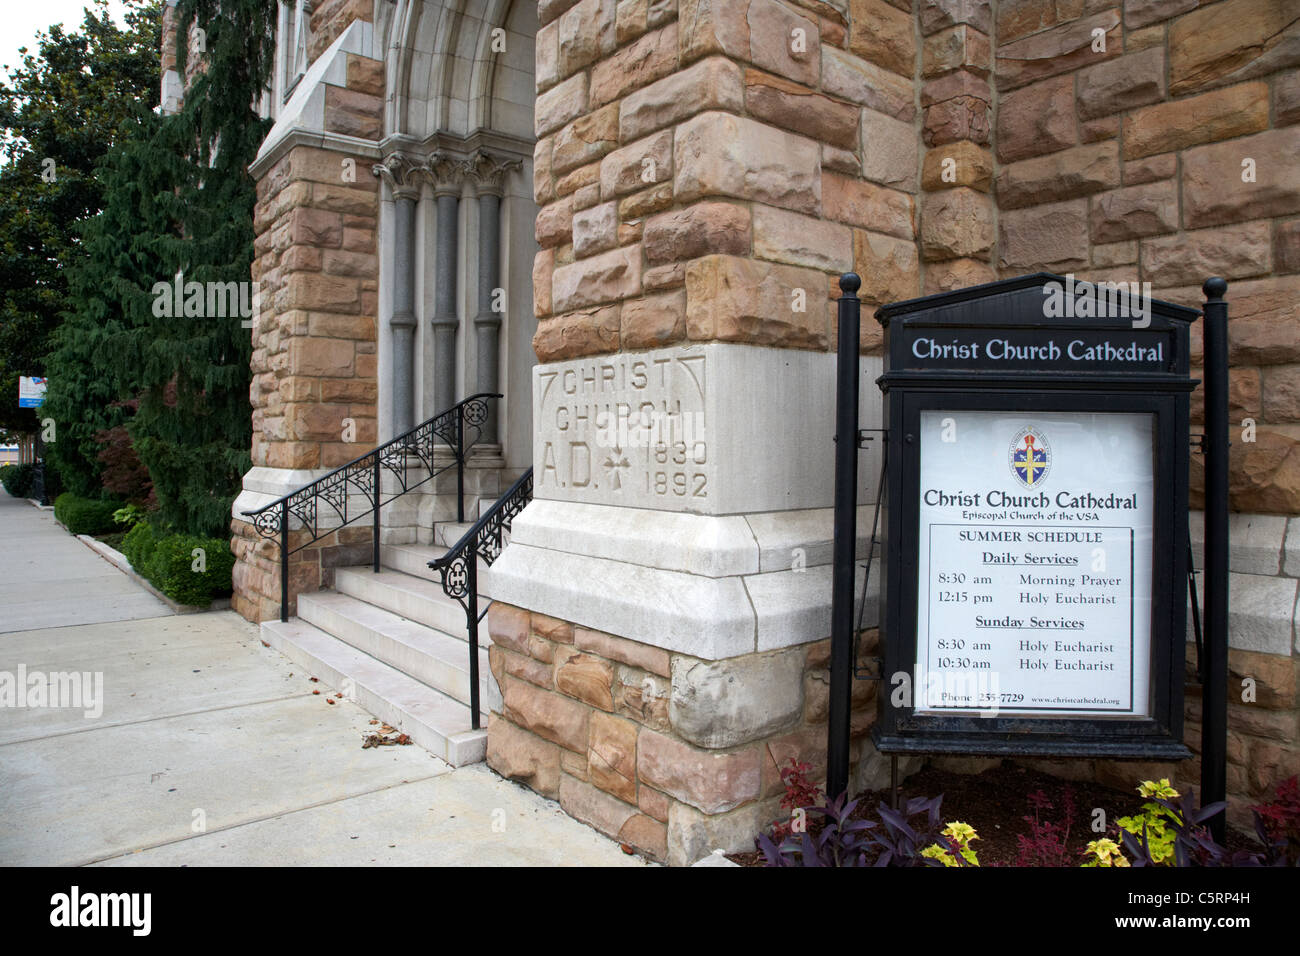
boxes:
[175,0,1300,862]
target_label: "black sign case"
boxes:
[872,274,1198,759]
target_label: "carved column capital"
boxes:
[461,149,522,197]
[427,150,467,197]
[372,152,424,201]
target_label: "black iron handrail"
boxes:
[242,392,502,622]
[428,466,533,730]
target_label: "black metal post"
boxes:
[280,499,290,624]
[372,454,381,574]
[457,408,466,524]
[1188,542,1204,683]
[467,556,481,731]
[1201,277,1229,842]
[828,273,862,799]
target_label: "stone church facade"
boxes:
[160,0,1299,863]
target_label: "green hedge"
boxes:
[122,521,234,606]
[2,461,62,500]
[120,520,155,569]
[0,464,34,498]
[53,492,120,535]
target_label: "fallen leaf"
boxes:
[620,844,634,855]
[261,640,270,648]
[326,698,335,705]
[312,690,320,695]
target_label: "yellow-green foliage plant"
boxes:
[1114,779,1181,865]
[1081,837,1130,867]
[922,822,981,867]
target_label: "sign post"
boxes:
[1200,277,1230,841]
[18,376,49,506]
[870,274,1197,761]
[827,275,862,799]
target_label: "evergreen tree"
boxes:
[43,107,181,497]
[48,0,277,533]
[127,0,277,535]
[0,0,162,444]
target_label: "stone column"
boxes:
[228,5,383,624]
[428,152,463,418]
[374,153,422,436]
[485,0,914,865]
[466,151,519,443]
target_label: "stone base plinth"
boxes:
[485,601,880,865]
[230,517,374,623]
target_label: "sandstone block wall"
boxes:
[486,602,879,864]
[230,4,384,622]
[250,141,380,475]
[918,0,997,293]
[196,0,1300,852]
[985,0,1300,515]
[509,0,1300,858]
[507,0,923,863]
[310,0,375,62]
[230,136,381,624]
[532,0,921,362]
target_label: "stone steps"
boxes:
[334,566,490,635]
[297,590,499,713]
[261,617,487,766]
[379,542,495,595]
[434,521,475,549]
[257,522,506,769]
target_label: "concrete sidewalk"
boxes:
[0,492,170,631]
[0,491,649,866]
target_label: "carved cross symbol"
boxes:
[603,448,630,489]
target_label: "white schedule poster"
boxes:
[915,410,1154,717]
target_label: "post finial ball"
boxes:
[839,273,861,296]
[1203,276,1227,300]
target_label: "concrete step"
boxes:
[380,543,495,597]
[297,591,499,713]
[334,566,489,637]
[434,521,475,549]
[261,618,487,766]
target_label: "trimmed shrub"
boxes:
[121,520,156,570]
[53,493,121,535]
[147,534,235,606]
[0,463,35,498]
[121,521,233,606]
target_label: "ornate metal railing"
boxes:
[242,393,501,622]
[429,466,533,729]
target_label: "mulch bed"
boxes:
[728,761,1258,867]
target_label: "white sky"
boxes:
[0,1,132,70]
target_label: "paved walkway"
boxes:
[0,491,648,866]
[0,493,170,631]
